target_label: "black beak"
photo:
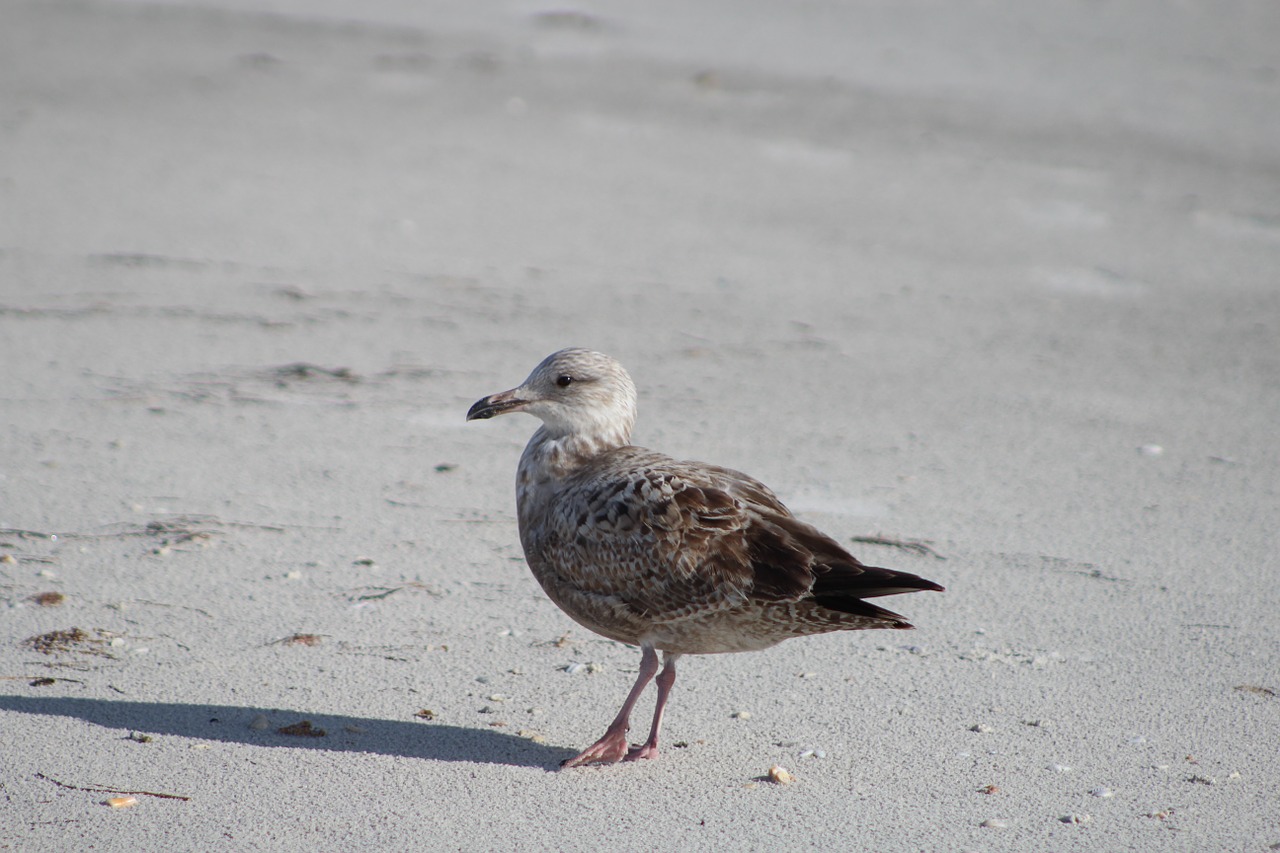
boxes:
[466,389,527,421]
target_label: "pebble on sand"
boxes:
[767,765,794,785]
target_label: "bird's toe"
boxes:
[560,730,631,768]
[624,743,659,762]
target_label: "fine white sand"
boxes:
[2,1,1278,850]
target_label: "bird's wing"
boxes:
[535,448,938,625]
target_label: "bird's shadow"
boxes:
[0,694,574,770]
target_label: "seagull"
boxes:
[467,348,943,767]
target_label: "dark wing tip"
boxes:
[808,565,943,624]
[819,565,945,599]
[903,576,945,594]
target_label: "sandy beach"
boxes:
[2,1,1278,849]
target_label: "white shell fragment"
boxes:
[562,662,604,675]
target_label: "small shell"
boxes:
[767,765,794,785]
[979,819,1007,829]
[106,796,138,809]
[248,714,270,730]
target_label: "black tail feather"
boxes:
[811,594,917,626]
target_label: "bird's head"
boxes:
[467,348,638,444]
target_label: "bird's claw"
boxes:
[560,730,631,768]
[624,743,659,761]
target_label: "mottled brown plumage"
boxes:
[467,348,943,767]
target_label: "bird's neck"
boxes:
[519,424,629,485]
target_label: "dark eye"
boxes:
[555,374,574,388]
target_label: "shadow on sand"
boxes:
[0,694,573,770]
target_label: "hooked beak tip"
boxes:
[466,390,525,421]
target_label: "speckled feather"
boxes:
[517,444,940,654]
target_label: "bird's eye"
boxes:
[555,374,574,388]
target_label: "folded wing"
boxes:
[538,448,942,630]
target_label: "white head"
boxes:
[467,348,638,446]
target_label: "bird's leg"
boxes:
[560,645,660,768]
[625,652,680,761]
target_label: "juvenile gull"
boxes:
[467,348,944,767]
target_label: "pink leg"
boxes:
[560,645,660,768]
[625,652,680,761]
